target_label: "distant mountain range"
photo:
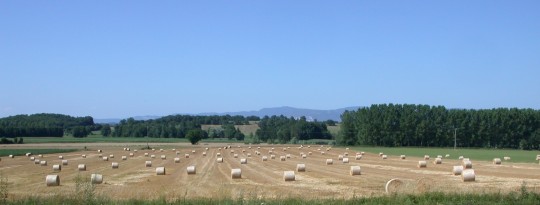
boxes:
[94,106,361,124]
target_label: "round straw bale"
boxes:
[338,155,343,160]
[231,150,235,153]
[242,149,246,153]
[350,166,361,176]
[161,155,166,160]
[123,148,127,151]
[296,164,306,172]
[62,160,68,165]
[433,158,442,164]
[240,158,247,164]
[217,157,223,163]
[112,162,119,169]
[38,154,43,158]
[82,154,86,158]
[91,174,103,184]
[308,152,312,155]
[268,150,273,154]
[280,156,286,161]
[216,153,221,157]
[246,153,251,157]
[52,164,61,172]
[262,156,268,161]
[231,168,242,179]
[400,155,406,159]
[452,165,463,175]
[206,147,209,150]
[326,159,333,165]
[129,153,134,157]
[462,160,472,169]
[30,156,35,161]
[385,178,403,193]
[9,155,14,158]
[40,160,47,166]
[98,150,102,153]
[26,153,32,157]
[356,155,362,160]
[150,155,155,159]
[445,154,450,158]
[126,148,130,151]
[160,149,163,152]
[493,158,502,165]
[203,152,207,156]
[145,161,152,167]
[187,166,196,174]
[78,164,86,171]
[176,151,180,155]
[46,175,60,186]
[302,154,307,158]
[122,156,127,160]
[144,153,149,157]
[152,148,155,151]
[58,156,63,159]
[417,161,427,168]
[134,149,138,152]
[286,154,291,159]
[504,156,511,160]
[346,147,350,150]
[321,151,325,155]
[342,158,349,163]
[424,155,430,160]
[283,171,295,181]
[382,155,387,159]
[233,154,238,158]
[379,152,384,156]
[174,157,180,163]
[271,155,276,159]
[283,148,287,151]
[192,150,195,154]
[34,159,40,164]
[102,156,108,161]
[462,158,470,161]
[462,169,475,182]
[156,167,166,175]
[185,154,190,158]
[458,156,464,160]
[437,155,442,159]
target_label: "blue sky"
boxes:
[1,1,539,118]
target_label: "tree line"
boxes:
[338,104,540,149]
[256,115,333,144]
[0,113,96,137]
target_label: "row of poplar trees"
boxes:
[338,104,540,150]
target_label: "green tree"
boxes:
[186,129,203,145]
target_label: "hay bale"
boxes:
[344,152,349,156]
[91,174,103,184]
[452,166,463,175]
[385,178,403,193]
[437,155,443,159]
[98,150,102,153]
[9,155,14,158]
[321,152,325,155]
[242,149,246,153]
[192,150,196,154]
[34,159,40,164]
[233,154,238,158]
[462,169,475,182]
[231,168,242,179]
[216,153,222,157]
[240,158,247,164]
[176,151,180,155]
[129,153,134,157]
[82,154,86,158]
[110,154,115,158]
[382,155,387,159]
[458,156,464,160]
[30,156,35,161]
[308,152,312,155]
[206,147,209,150]
[342,158,349,163]
[462,160,472,169]
[161,155,166,160]
[203,152,207,156]
[122,156,127,160]
[326,159,333,165]
[185,154,190,158]
[174,157,180,163]
[346,147,350,150]
[62,160,68,165]
[338,155,343,160]
[150,155,156,159]
[417,161,427,168]
[145,161,152,167]
[58,156,63,159]
[160,149,164,152]
[40,160,47,166]
[78,164,86,171]
[52,164,61,172]
[493,158,502,165]
[350,166,361,176]
[262,156,268,161]
[102,156,109,161]
[144,153,149,157]
[112,162,119,169]
[271,155,276,159]
[400,155,406,159]
[462,158,470,161]
[286,154,291,159]
[231,150,235,153]
[424,155,430,160]
[126,148,130,151]
[268,150,273,154]
[283,171,295,181]
[379,152,384,157]
[187,166,196,175]
[26,153,32,157]
[504,156,511,160]
[46,175,60,186]
[156,167,166,175]
[445,154,450,158]
[433,158,442,164]
[302,154,307,159]
[356,155,362,160]
[280,156,286,161]
[246,153,251,157]
[296,164,306,172]
[38,154,43,158]
[217,157,224,163]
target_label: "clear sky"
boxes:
[1,1,539,119]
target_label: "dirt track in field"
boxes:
[2,143,540,200]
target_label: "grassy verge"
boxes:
[348,146,540,163]
[5,191,540,205]
[0,149,78,157]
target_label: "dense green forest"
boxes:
[256,115,333,143]
[111,115,258,138]
[338,104,540,149]
[0,114,95,138]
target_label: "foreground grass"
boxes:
[350,146,540,163]
[0,149,78,157]
[5,191,540,205]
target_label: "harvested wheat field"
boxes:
[2,143,540,201]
